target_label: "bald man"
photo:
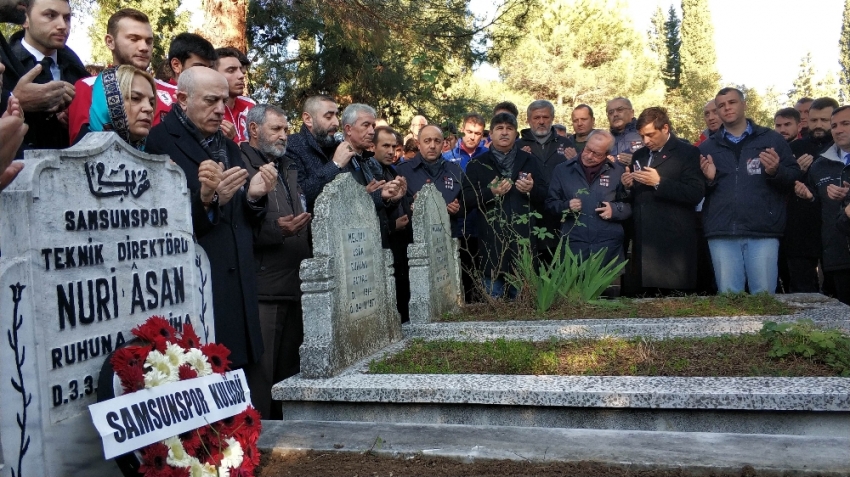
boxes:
[146,67,277,380]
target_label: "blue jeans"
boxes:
[483,277,518,300]
[707,237,779,294]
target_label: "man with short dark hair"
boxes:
[793,104,850,304]
[467,112,545,299]
[146,67,277,378]
[621,107,704,294]
[698,87,800,294]
[606,96,643,165]
[8,0,87,149]
[795,97,814,137]
[569,104,596,155]
[240,104,310,419]
[155,32,215,122]
[553,124,567,137]
[214,47,255,143]
[443,113,488,169]
[493,101,519,118]
[781,97,839,294]
[68,8,163,142]
[774,107,801,142]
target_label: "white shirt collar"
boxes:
[20,37,58,64]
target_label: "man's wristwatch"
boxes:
[202,192,219,208]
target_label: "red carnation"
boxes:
[178,364,198,380]
[200,343,231,373]
[116,365,146,394]
[230,466,252,477]
[178,323,202,349]
[138,442,170,477]
[170,468,190,477]
[133,316,177,351]
[240,441,261,470]
[214,415,238,437]
[111,345,150,393]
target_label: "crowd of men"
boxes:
[1,0,850,419]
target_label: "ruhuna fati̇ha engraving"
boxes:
[0,133,214,476]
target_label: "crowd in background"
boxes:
[2,0,850,419]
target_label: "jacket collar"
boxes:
[240,142,270,168]
[162,108,211,166]
[611,118,637,136]
[644,133,680,168]
[820,144,846,164]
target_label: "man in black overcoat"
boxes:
[146,67,277,372]
[621,107,705,294]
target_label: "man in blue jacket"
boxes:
[698,87,801,294]
[606,96,643,166]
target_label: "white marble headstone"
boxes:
[0,133,214,476]
[299,173,401,379]
[407,183,462,323]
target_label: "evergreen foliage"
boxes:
[676,0,720,140]
[840,0,850,102]
[246,0,537,126]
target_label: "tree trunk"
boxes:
[202,0,248,52]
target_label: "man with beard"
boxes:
[286,95,353,209]
[774,108,801,143]
[240,104,311,419]
[68,9,164,142]
[794,104,850,304]
[518,99,572,260]
[8,0,87,149]
[781,97,839,293]
[695,99,721,146]
[606,96,643,166]
[0,0,76,150]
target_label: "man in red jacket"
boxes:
[67,8,176,143]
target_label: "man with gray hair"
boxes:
[518,99,576,259]
[606,96,643,165]
[240,104,311,418]
[146,67,278,385]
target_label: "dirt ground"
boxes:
[257,450,778,477]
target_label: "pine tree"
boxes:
[789,52,816,100]
[839,0,850,102]
[663,5,681,90]
[88,0,189,74]
[677,0,720,139]
[647,6,667,73]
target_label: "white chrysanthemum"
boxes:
[220,437,244,469]
[164,342,188,368]
[145,350,175,377]
[184,348,213,377]
[189,460,218,477]
[144,367,176,388]
[164,436,194,468]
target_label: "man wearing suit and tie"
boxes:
[8,0,87,149]
[621,107,705,294]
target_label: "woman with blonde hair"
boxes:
[74,65,156,150]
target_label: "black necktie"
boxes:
[37,56,54,83]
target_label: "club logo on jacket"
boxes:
[746,157,762,175]
[630,141,643,152]
[557,145,565,156]
[599,175,610,187]
[157,90,173,106]
[444,176,454,190]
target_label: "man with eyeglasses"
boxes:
[546,130,631,293]
[606,97,643,166]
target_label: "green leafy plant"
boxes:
[760,320,850,376]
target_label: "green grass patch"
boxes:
[370,322,850,377]
[441,292,793,322]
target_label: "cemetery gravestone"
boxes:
[299,173,402,379]
[407,183,462,324]
[0,133,214,476]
